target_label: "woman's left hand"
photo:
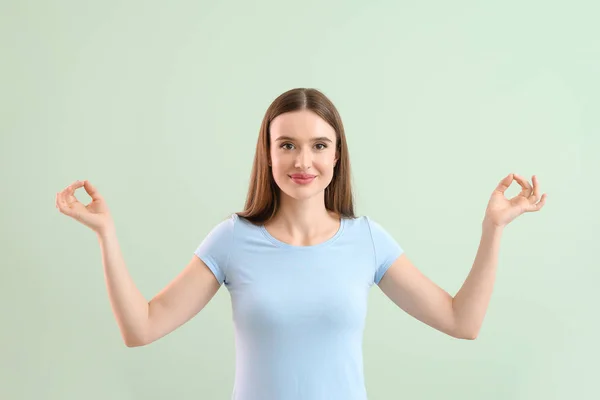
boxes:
[484,173,547,228]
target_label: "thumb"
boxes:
[83,180,103,201]
[494,173,514,194]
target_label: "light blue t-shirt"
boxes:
[194,213,404,400]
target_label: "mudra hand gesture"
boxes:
[55,180,114,234]
[484,173,547,228]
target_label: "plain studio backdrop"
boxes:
[1,1,598,399]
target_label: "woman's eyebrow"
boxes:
[274,136,333,143]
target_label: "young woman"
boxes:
[55,88,546,399]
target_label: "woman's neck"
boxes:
[265,196,340,245]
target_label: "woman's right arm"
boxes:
[99,226,220,346]
[57,180,221,347]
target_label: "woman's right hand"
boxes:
[56,180,114,234]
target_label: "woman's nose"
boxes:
[295,149,312,169]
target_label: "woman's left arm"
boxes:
[378,173,547,340]
[451,220,503,339]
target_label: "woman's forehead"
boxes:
[270,111,336,139]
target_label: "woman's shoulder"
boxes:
[341,215,396,239]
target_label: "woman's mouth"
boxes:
[289,174,316,185]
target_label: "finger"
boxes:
[529,175,541,203]
[527,193,547,211]
[494,173,514,194]
[58,181,74,201]
[58,181,83,213]
[66,180,85,197]
[63,180,85,205]
[58,186,69,207]
[513,173,533,197]
[57,190,75,217]
[83,180,103,201]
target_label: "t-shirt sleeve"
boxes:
[193,214,236,285]
[366,217,404,284]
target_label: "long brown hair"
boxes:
[236,88,355,225]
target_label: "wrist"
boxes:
[482,218,504,232]
[97,222,117,239]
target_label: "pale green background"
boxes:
[1,0,598,399]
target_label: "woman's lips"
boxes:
[289,174,316,184]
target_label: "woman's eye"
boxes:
[280,143,327,150]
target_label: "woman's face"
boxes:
[269,109,338,201]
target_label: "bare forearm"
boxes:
[97,225,149,346]
[452,220,504,339]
